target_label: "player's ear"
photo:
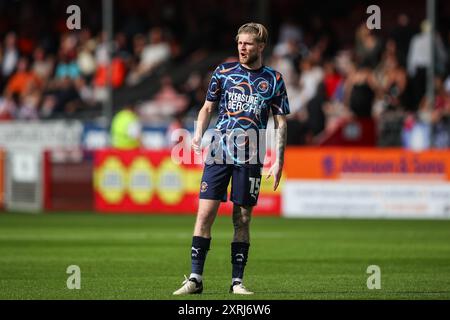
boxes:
[258,42,265,52]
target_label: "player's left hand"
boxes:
[266,162,283,191]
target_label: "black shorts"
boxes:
[199,164,262,206]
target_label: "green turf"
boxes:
[0,211,449,300]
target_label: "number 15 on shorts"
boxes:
[249,177,261,198]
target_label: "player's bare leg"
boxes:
[232,204,252,242]
[194,199,221,238]
[230,204,254,294]
[173,199,220,295]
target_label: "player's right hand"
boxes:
[266,162,283,191]
[192,135,202,154]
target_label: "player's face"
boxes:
[237,33,263,66]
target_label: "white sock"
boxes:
[232,278,242,285]
[189,273,203,282]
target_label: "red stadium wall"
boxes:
[93,149,281,216]
[43,149,94,211]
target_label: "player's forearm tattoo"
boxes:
[276,122,287,166]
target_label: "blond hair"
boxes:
[235,22,268,44]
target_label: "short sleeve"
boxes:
[271,74,290,115]
[206,66,221,102]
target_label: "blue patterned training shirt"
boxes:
[204,61,290,165]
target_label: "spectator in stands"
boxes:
[407,20,448,78]
[402,103,433,151]
[306,82,327,138]
[4,56,41,97]
[355,23,383,69]
[38,44,82,119]
[142,27,171,67]
[0,32,19,92]
[277,18,303,45]
[374,54,408,146]
[62,77,97,117]
[40,79,80,118]
[111,103,142,149]
[32,46,54,84]
[283,57,320,145]
[91,31,124,103]
[17,87,40,120]
[374,49,407,115]
[402,75,449,150]
[126,33,147,85]
[273,18,304,61]
[0,93,18,121]
[390,14,415,68]
[401,113,426,150]
[140,75,188,123]
[323,59,342,100]
[431,76,450,148]
[76,28,97,81]
[422,76,450,114]
[93,56,126,90]
[321,53,353,136]
[114,32,133,65]
[268,51,297,88]
[93,51,126,105]
[295,56,324,115]
[345,62,378,119]
[77,42,97,80]
[407,20,448,109]
[54,49,81,80]
[95,32,109,67]
[127,27,171,85]
[268,52,301,118]
[59,33,78,63]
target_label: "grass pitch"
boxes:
[0,212,449,300]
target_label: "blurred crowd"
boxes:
[0,0,254,121]
[0,26,177,120]
[0,0,450,148]
[267,16,450,148]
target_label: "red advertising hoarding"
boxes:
[94,149,280,216]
